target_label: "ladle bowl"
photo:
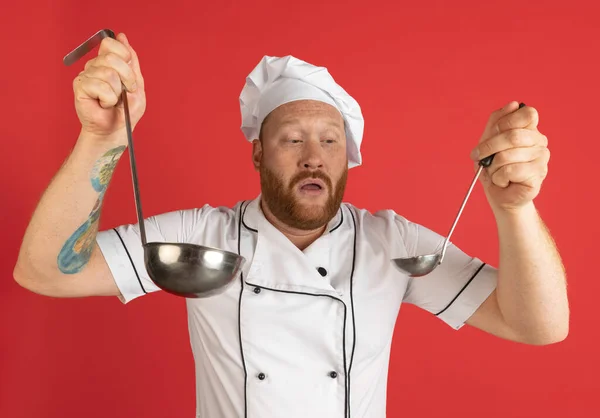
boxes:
[392,254,442,278]
[64,29,246,298]
[144,242,245,298]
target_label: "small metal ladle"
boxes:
[392,102,526,277]
[63,29,245,298]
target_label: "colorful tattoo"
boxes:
[89,146,124,192]
[57,145,126,274]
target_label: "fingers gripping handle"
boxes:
[479,102,526,167]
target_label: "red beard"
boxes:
[259,164,348,231]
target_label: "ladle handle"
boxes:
[479,102,526,167]
[63,29,148,246]
[98,31,148,246]
[120,86,148,246]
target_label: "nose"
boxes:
[300,140,324,170]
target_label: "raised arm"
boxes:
[13,32,145,298]
[465,101,569,345]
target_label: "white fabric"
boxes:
[239,55,365,168]
[96,196,497,417]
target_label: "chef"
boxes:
[14,33,569,418]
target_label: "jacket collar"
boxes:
[240,194,349,297]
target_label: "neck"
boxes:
[260,199,326,251]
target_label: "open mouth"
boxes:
[301,183,322,191]
[298,179,326,191]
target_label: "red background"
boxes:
[2,1,599,417]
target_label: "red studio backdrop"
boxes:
[1,1,599,417]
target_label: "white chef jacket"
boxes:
[96,195,497,418]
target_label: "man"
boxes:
[13,32,569,417]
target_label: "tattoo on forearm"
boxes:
[57,146,126,274]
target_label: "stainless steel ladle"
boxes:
[63,29,245,298]
[392,102,526,277]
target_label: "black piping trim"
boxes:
[245,282,349,417]
[237,200,250,418]
[112,228,146,294]
[238,202,356,418]
[240,200,344,234]
[329,206,344,233]
[435,262,486,316]
[346,206,357,417]
[241,210,257,233]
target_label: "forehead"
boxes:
[264,100,344,128]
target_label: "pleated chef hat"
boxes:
[239,55,365,168]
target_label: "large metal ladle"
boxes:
[392,102,526,277]
[63,29,245,298]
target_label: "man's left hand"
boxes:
[470,101,550,214]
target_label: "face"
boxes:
[253,100,348,231]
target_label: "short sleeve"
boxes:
[96,209,197,304]
[397,216,498,330]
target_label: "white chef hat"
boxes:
[239,55,365,168]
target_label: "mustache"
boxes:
[290,170,332,189]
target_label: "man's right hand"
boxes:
[73,32,146,141]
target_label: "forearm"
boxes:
[14,130,126,285]
[494,202,569,344]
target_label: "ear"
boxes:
[252,139,262,171]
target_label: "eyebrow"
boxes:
[276,119,344,130]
